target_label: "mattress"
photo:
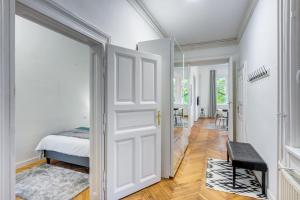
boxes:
[36,135,90,157]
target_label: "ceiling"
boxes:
[129,0,255,46]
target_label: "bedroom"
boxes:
[15,15,92,199]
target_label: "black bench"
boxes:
[226,141,268,195]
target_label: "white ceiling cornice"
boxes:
[127,0,168,38]
[237,0,259,41]
[187,58,230,67]
[181,38,239,51]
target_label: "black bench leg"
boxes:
[46,158,51,164]
[233,166,236,189]
[227,150,229,162]
[262,172,266,195]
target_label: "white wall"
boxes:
[16,16,90,164]
[238,0,278,198]
[191,64,228,117]
[52,0,161,49]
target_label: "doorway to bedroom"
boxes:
[14,15,99,200]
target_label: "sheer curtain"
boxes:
[208,70,216,117]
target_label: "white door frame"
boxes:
[0,0,15,199]
[193,76,197,121]
[277,0,291,167]
[1,0,110,199]
[277,0,299,165]
[186,56,236,138]
[236,62,247,142]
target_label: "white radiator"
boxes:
[279,169,300,200]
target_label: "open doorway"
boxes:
[3,1,108,198]
[190,63,230,131]
[15,15,92,199]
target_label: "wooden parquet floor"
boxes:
[16,119,256,200]
[123,119,256,200]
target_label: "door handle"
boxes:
[157,111,161,127]
[296,68,300,84]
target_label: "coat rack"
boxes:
[248,66,270,83]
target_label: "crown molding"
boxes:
[16,0,111,45]
[186,58,230,67]
[127,0,168,38]
[181,38,239,51]
[237,0,259,41]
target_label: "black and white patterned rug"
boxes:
[206,158,267,199]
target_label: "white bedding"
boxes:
[35,135,90,157]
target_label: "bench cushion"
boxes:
[227,141,268,171]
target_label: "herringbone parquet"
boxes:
[123,119,256,200]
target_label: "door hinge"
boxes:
[102,170,106,192]
[277,113,288,118]
[103,113,106,134]
[103,61,106,79]
[102,55,107,78]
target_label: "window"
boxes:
[182,79,189,105]
[173,78,189,105]
[216,77,227,105]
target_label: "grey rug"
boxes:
[16,164,89,200]
[206,158,266,199]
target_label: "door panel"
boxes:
[106,45,161,200]
[115,54,135,103]
[141,58,157,102]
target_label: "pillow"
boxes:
[75,127,90,131]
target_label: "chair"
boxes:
[215,109,227,128]
[174,108,183,126]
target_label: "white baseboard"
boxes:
[16,156,40,168]
[267,189,276,200]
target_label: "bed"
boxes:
[35,127,90,168]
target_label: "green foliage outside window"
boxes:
[173,78,189,105]
[182,79,189,105]
[216,77,227,105]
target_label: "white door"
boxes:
[106,44,161,200]
[237,62,247,142]
[227,60,235,141]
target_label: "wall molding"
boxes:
[237,0,259,41]
[127,0,168,38]
[185,55,231,65]
[0,0,15,200]
[16,156,40,168]
[16,0,111,45]
[181,38,239,51]
[186,58,229,67]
